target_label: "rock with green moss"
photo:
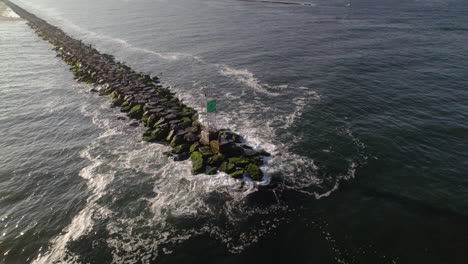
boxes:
[141,114,150,123]
[120,105,131,112]
[180,117,191,122]
[147,114,157,127]
[206,167,218,175]
[190,151,205,175]
[128,105,143,119]
[111,97,124,107]
[152,118,165,128]
[143,127,168,142]
[165,129,175,142]
[249,156,264,166]
[207,153,225,167]
[199,146,214,157]
[170,135,184,148]
[229,157,250,167]
[189,142,200,153]
[230,170,244,179]
[219,161,235,174]
[172,144,189,154]
[245,163,263,181]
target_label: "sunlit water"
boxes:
[0,0,467,263]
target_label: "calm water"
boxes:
[0,0,467,263]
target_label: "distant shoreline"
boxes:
[239,0,314,6]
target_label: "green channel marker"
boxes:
[207,100,217,113]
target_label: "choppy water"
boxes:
[0,0,467,263]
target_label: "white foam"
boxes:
[220,65,280,96]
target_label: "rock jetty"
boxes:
[3,0,270,180]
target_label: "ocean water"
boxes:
[0,0,467,263]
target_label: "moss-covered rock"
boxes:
[207,153,225,167]
[258,149,271,157]
[165,129,175,142]
[199,146,214,157]
[141,114,150,124]
[120,105,131,112]
[245,163,263,181]
[128,105,143,119]
[170,135,184,148]
[249,156,264,166]
[152,118,165,128]
[219,161,235,174]
[111,97,124,107]
[189,142,200,153]
[206,167,218,175]
[229,157,250,167]
[190,151,205,175]
[230,170,244,179]
[180,117,191,122]
[172,144,189,154]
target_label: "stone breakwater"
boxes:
[3,0,270,181]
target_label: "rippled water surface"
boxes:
[1,0,467,263]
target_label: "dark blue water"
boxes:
[1,0,467,263]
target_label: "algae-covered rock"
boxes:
[147,114,158,127]
[153,118,165,128]
[170,135,184,148]
[219,161,235,174]
[172,144,189,154]
[189,142,200,153]
[165,129,175,142]
[120,105,131,112]
[143,127,168,142]
[111,97,124,107]
[128,105,143,119]
[190,151,205,175]
[207,153,225,167]
[229,157,250,167]
[199,146,214,157]
[230,170,244,179]
[141,114,149,124]
[245,163,263,181]
[249,156,264,166]
[206,167,218,175]
[180,117,191,122]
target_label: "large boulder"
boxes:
[190,151,205,175]
[245,163,263,181]
[230,170,244,179]
[219,161,235,174]
[207,153,225,167]
[128,104,143,119]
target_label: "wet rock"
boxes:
[199,146,214,157]
[207,153,225,167]
[189,142,200,153]
[258,149,271,157]
[245,163,263,181]
[230,170,244,179]
[206,167,218,175]
[190,151,205,175]
[221,145,245,157]
[219,161,235,174]
[184,133,198,143]
[229,157,250,167]
[170,135,184,148]
[172,144,189,154]
[128,104,143,119]
[174,152,190,161]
